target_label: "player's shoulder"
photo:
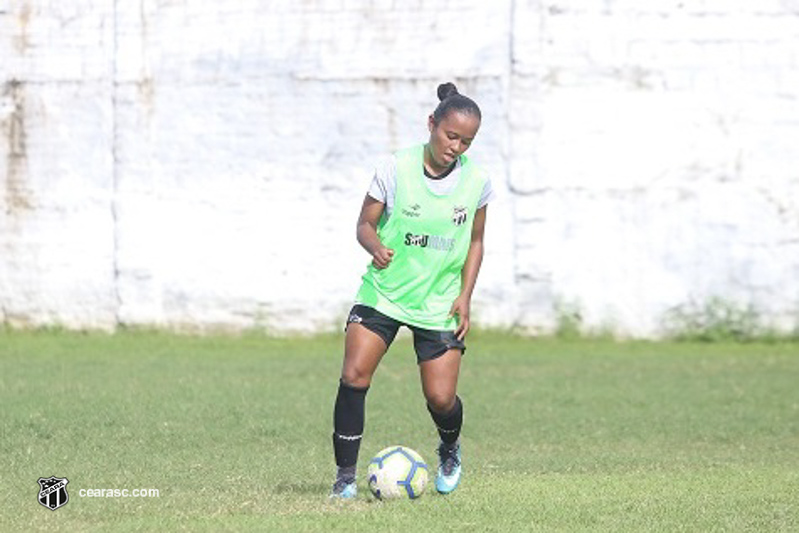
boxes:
[466,159,490,187]
[374,153,398,176]
[461,151,487,171]
[465,158,495,206]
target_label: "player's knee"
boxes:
[425,391,456,414]
[340,366,372,389]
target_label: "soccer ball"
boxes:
[367,446,429,500]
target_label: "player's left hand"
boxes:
[449,295,471,341]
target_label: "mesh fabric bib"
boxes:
[355,144,486,330]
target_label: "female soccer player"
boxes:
[330,82,494,498]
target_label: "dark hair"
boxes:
[431,82,481,125]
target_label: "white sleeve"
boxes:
[477,173,496,209]
[367,173,386,203]
[366,155,397,216]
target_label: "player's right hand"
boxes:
[372,246,394,269]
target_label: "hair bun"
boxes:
[437,82,459,101]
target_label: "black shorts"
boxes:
[345,304,465,364]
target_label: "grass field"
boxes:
[1,330,797,532]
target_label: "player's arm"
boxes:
[357,194,395,269]
[450,205,487,340]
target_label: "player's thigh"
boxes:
[341,323,390,387]
[418,348,462,412]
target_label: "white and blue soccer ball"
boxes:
[367,445,429,500]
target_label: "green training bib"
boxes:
[355,144,486,330]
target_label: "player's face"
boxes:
[427,111,480,172]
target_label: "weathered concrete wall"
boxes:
[1,1,798,336]
[1,1,116,329]
[510,0,799,334]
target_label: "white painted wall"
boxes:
[2,1,798,336]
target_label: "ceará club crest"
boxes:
[452,206,468,226]
[37,476,69,511]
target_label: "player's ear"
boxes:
[428,114,435,133]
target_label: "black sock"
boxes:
[427,395,463,446]
[332,379,369,477]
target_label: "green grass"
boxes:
[1,330,797,532]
